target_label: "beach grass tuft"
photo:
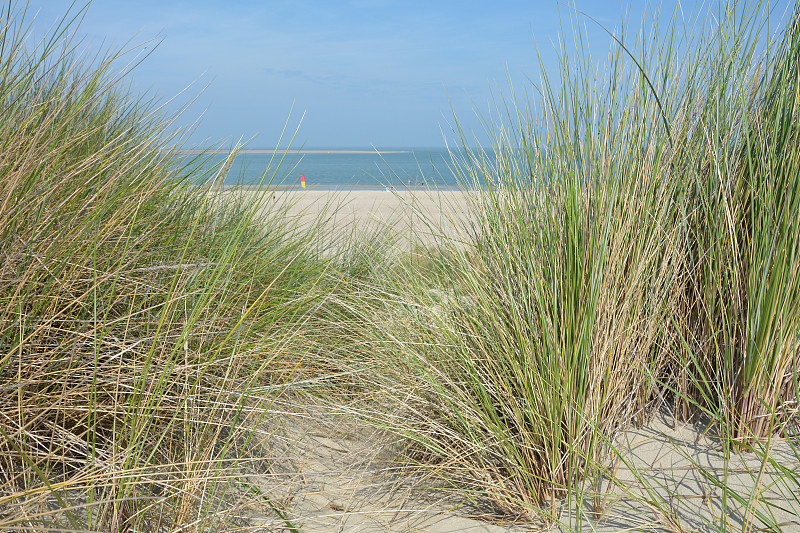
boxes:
[0,5,334,530]
[327,0,800,525]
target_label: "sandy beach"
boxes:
[226,188,476,246]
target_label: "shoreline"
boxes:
[178,149,412,155]
[219,184,464,192]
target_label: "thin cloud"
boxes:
[262,67,348,85]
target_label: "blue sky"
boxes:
[28,1,794,148]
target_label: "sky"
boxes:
[26,1,795,149]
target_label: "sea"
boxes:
[191,148,463,190]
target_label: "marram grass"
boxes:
[678,3,800,448]
[0,4,328,531]
[327,0,800,524]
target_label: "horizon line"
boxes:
[176,149,415,155]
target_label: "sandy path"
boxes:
[248,408,800,533]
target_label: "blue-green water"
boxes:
[194,148,461,190]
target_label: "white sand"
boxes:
[251,410,799,533]
[230,188,476,246]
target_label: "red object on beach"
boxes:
[300,174,306,189]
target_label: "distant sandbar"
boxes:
[178,149,411,155]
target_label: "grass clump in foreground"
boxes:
[329,0,800,527]
[0,5,330,531]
